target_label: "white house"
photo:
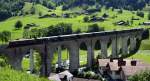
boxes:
[98,59,150,81]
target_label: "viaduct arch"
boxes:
[0,28,149,77]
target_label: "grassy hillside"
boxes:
[0,67,49,81]
[129,53,150,64]
[0,3,149,45]
[22,2,50,15]
[0,2,150,49]
[0,2,150,66]
[0,3,150,39]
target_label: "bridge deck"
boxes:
[8,28,143,48]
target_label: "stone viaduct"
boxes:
[0,28,149,77]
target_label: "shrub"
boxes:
[83,16,89,22]
[136,11,144,18]
[93,74,99,79]
[87,24,104,32]
[102,13,109,18]
[39,12,42,17]
[128,70,150,81]
[0,56,8,67]
[96,54,102,59]
[0,31,11,42]
[15,20,23,29]
[24,25,30,29]
[72,70,79,77]
[39,14,51,18]
[85,72,92,79]
[23,30,30,39]
[54,23,72,34]
[25,12,29,15]
[74,28,82,34]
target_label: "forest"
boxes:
[0,0,150,21]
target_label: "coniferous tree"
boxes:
[87,24,104,32]
[83,16,89,22]
[15,20,23,29]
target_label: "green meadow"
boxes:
[0,2,150,39]
[0,2,150,73]
[0,67,49,81]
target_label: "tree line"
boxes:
[55,0,150,10]
[0,0,55,21]
[1,0,150,21]
[0,0,25,21]
[23,22,104,50]
[23,23,104,39]
[0,31,11,43]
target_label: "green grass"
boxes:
[0,3,150,40]
[0,67,50,81]
[0,6,150,40]
[22,2,50,15]
[129,53,150,64]
[22,58,30,71]
[140,39,150,50]
[0,2,150,74]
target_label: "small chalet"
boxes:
[62,13,70,18]
[98,59,150,81]
[143,22,150,25]
[116,20,127,25]
[50,13,57,17]
[90,17,105,22]
[131,18,140,20]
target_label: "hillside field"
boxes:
[0,2,150,71]
[0,3,150,39]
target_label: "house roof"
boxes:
[98,59,110,67]
[143,22,150,24]
[98,59,120,71]
[109,60,120,71]
[122,66,150,76]
[98,59,150,73]
[121,59,150,76]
